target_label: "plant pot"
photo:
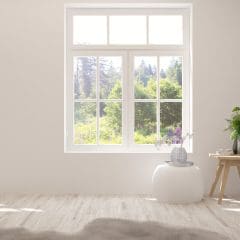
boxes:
[238,139,240,154]
[233,139,238,154]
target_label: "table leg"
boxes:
[209,161,224,197]
[218,163,230,204]
[236,166,240,178]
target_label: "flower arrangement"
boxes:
[225,106,240,140]
[155,127,193,150]
[155,128,193,165]
[165,127,182,144]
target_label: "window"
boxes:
[65,4,192,153]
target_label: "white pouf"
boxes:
[152,164,204,204]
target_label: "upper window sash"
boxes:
[65,7,190,50]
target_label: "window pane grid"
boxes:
[73,55,123,145]
[133,55,183,144]
[73,54,184,146]
[73,15,184,46]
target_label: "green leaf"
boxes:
[232,106,240,112]
[230,130,238,140]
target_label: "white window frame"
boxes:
[64,3,192,153]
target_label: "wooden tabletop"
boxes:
[209,153,240,160]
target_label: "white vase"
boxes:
[170,147,187,163]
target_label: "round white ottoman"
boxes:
[152,164,204,204]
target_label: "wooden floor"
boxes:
[0,195,240,239]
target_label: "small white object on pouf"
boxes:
[152,164,204,204]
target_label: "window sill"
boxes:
[64,144,192,154]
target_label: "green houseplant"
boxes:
[226,106,240,154]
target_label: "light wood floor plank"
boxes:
[0,195,239,240]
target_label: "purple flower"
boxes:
[174,127,182,138]
[172,127,182,144]
[167,129,174,138]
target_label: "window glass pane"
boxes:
[109,16,146,44]
[74,56,96,99]
[160,56,182,99]
[100,102,122,144]
[74,102,96,144]
[99,57,122,99]
[134,57,157,99]
[149,15,183,45]
[160,102,182,143]
[135,102,157,144]
[73,16,107,45]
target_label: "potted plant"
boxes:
[169,132,193,164]
[155,128,193,166]
[226,106,240,154]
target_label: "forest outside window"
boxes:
[65,4,192,152]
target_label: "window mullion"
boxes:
[99,99,122,102]
[74,99,97,102]
[96,57,100,144]
[127,52,134,147]
[160,99,183,103]
[157,56,160,141]
[107,16,110,45]
[146,16,149,45]
[134,99,157,103]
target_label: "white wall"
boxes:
[0,0,240,195]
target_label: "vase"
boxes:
[238,139,240,154]
[170,147,187,163]
[232,139,238,154]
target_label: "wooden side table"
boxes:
[209,153,240,204]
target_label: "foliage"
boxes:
[134,132,157,144]
[74,57,96,99]
[134,59,157,86]
[134,79,156,99]
[74,121,96,144]
[135,101,157,144]
[166,59,182,85]
[160,79,181,99]
[160,102,182,129]
[99,58,122,99]
[99,116,122,144]
[74,57,183,144]
[226,107,240,140]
